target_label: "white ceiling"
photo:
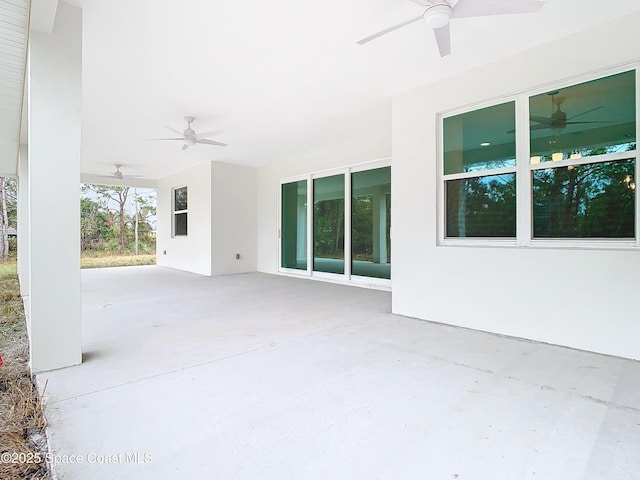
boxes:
[65,0,640,181]
[0,0,29,176]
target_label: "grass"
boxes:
[0,252,156,273]
[0,271,50,480]
[80,253,156,269]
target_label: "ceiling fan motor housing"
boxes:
[424,4,452,28]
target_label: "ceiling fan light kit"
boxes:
[424,4,452,29]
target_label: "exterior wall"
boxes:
[157,161,258,276]
[27,2,82,372]
[392,13,640,360]
[211,162,257,275]
[157,162,212,276]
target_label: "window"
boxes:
[529,71,636,239]
[173,186,187,236]
[443,102,517,238]
[441,69,637,245]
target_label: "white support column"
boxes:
[27,3,82,372]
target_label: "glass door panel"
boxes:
[351,167,391,279]
[281,180,307,270]
[313,174,345,274]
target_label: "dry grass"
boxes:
[0,272,51,480]
[80,253,156,269]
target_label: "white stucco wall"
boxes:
[211,162,257,275]
[157,161,212,276]
[392,13,640,360]
[157,161,258,276]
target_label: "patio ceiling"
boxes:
[8,0,640,181]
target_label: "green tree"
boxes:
[80,197,111,249]
[0,177,17,260]
[83,185,131,250]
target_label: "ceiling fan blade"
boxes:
[433,23,451,57]
[148,137,184,141]
[452,0,544,18]
[197,139,228,147]
[529,124,553,131]
[164,126,183,136]
[566,106,603,121]
[195,130,224,140]
[182,144,189,150]
[564,120,617,125]
[357,15,423,45]
[530,115,554,125]
[122,175,144,178]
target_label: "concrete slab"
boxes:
[37,266,640,479]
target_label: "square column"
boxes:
[27,3,82,372]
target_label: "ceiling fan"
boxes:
[357,0,545,57]
[151,116,227,150]
[95,164,143,181]
[530,92,610,132]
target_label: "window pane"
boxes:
[446,173,516,237]
[174,212,187,236]
[530,71,636,164]
[443,102,516,174]
[352,167,391,279]
[174,186,188,211]
[281,180,307,270]
[533,159,635,238]
[313,174,344,274]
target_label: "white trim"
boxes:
[516,93,532,245]
[350,157,392,173]
[344,170,352,278]
[529,150,636,171]
[443,166,517,181]
[350,275,392,290]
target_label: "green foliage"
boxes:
[314,198,344,257]
[447,174,517,237]
[533,159,635,238]
[80,184,156,254]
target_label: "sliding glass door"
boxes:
[280,164,391,284]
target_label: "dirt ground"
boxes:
[0,273,51,480]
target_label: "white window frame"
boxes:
[278,158,391,290]
[172,185,188,237]
[438,64,639,250]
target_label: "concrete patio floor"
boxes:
[37,266,640,479]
